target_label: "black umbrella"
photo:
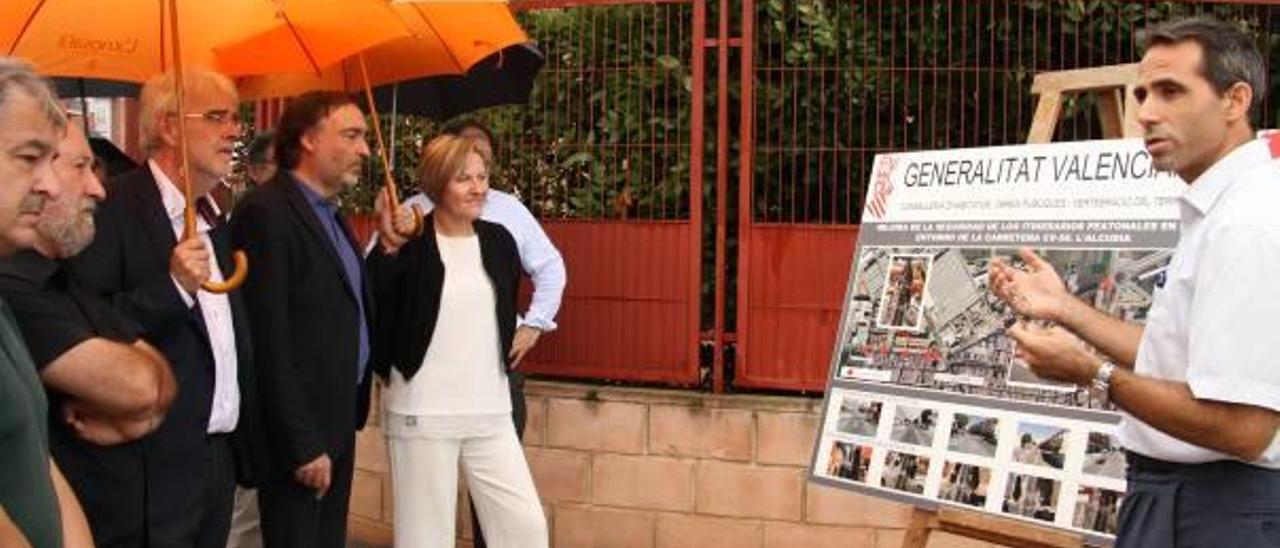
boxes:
[88,137,139,179]
[370,42,545,121]
[50,77,141,100]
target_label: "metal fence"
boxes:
[499,0,708,386]
[272,0,1279,393]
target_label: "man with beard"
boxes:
[0,57,93,548]
[0,113,178,547]
[70,68,261,548]
[231,91,374,548]
[989,17,1280,547]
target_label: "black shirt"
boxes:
[0,250,148,547]
[0,250,138,365]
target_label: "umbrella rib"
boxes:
[270,3,324,75]
[6,0,49,55]
[410,3,465,71]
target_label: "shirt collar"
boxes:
[1181,139,1272,218]
[147,159,221,226]
[0,250,61,288]
[290,172,337,212]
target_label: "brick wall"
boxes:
[347,381,997,548]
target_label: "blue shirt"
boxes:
[295,179,369,382]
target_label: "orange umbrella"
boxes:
[232,1,529,100]
[230,1,530,236]
[2,0,410,82]
[3,0,413,291]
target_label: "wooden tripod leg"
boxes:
[1027,90,1063,144]
[900,507,935,548]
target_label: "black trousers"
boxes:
[258,437,355,548]
[193,434,238,548]
[1116,451,1280,548]
[471,372,527,548]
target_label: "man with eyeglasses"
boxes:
[70,68,262,548]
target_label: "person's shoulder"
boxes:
[485,189,531,215]
[477,218,519,251]
[1219,160,1280,226]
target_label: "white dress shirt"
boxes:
[398,190,566,331]
[149,160,240,434]
[1119,140,1280,467]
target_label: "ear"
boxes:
[1221,81,1253,124]
[157,112,181,148]
[299,128,319,154]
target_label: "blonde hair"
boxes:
[415,134,492,203]
[138,68,237,154]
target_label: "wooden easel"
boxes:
[1027,63,1141,142]
[901,64,1139,548]
[901,506,1082,548]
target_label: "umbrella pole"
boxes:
[167,0,247,293]
[389,84,398,168]
[358,55,422,236]
[167,0,198,242]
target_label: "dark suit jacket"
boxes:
[366,214,521,383]
[230,173,374,477]
[68,166,263,539]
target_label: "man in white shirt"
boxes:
[988,17,1280,548]
[70,68,261,548]
[400,119,565,548]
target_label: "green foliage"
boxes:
[751,0,1279,224]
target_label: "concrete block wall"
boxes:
[348,381,997,548]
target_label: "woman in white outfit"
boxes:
[367,134,548,548]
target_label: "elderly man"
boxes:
[0,58,93,548]
[232,91,374,548]
[0,113,178,548]
[989,17,1280,547]
[70,68,261,548]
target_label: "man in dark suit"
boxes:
[69,68,261,548]
[231,91,375,548]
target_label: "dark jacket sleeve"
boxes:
[364,241,409,382]
[231,197,325,471]
[69,186,190,339]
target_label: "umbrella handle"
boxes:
[201,250,249,293]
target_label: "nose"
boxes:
[357,139,371,158]
[85,170,107,201]
[1134,95,1159,129]
[32,156,62,201]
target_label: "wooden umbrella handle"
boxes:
[201,251,249,293]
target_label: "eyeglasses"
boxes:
[182,110,243,128]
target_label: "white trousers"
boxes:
[385,413,547,548]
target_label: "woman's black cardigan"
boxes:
[365,214,522,382]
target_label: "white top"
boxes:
[148,160,240,434]
[399,190,566,331]
[385,233,512,416]
[1119,140,1280,467]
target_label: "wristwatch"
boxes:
[1091,360,1117,392]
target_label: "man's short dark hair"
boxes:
[247,130,274,165]
[275,91,362,170]
[441,118,497,156]
[1137,16,1267,125]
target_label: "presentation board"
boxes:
[808,138,1189,544]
